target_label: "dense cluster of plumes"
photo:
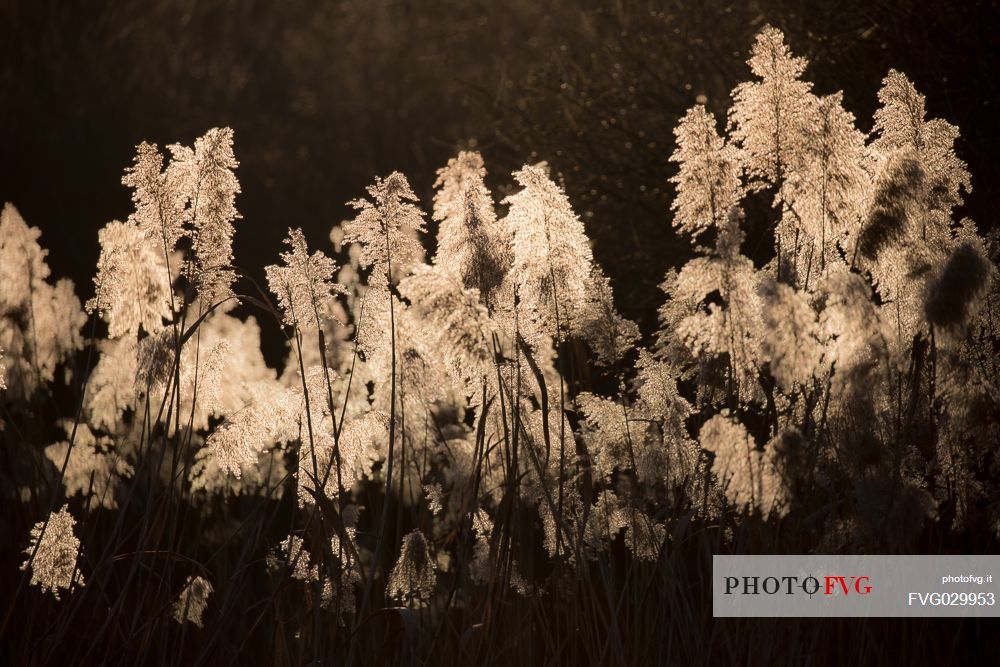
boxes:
[3,27,998,661]
[662,27,997,544]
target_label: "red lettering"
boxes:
[823,575,873,595]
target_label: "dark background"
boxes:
[2,0,998,350]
